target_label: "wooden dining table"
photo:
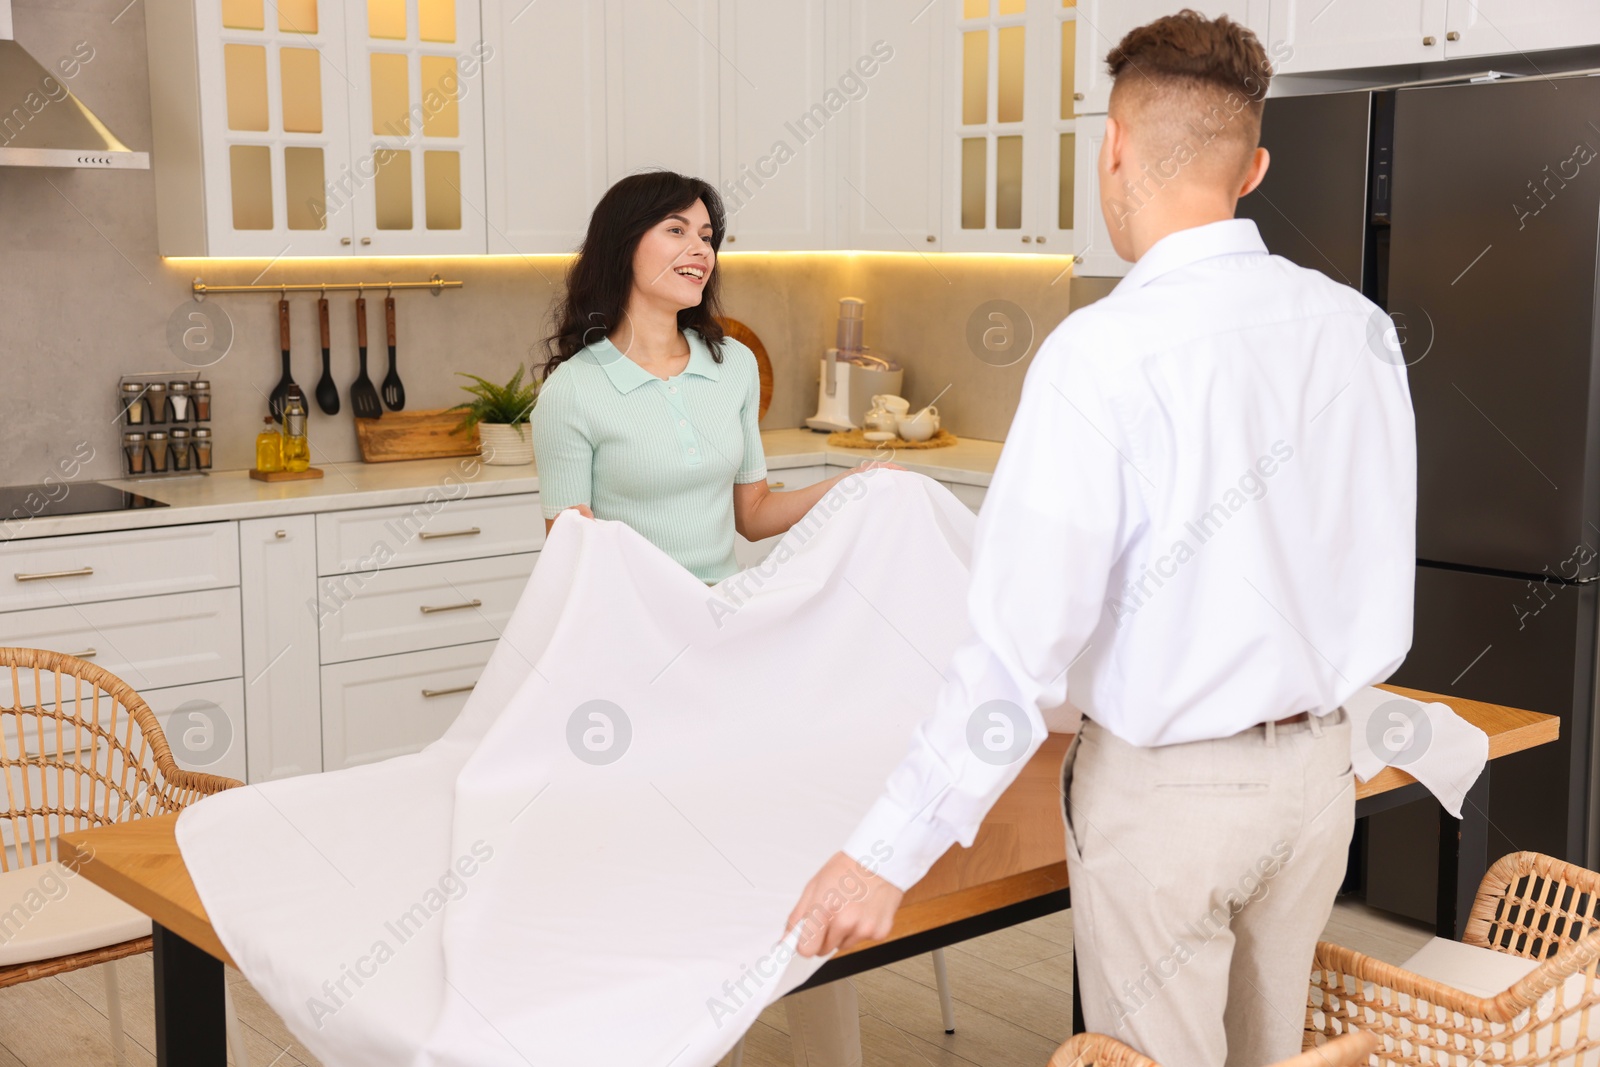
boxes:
[57,684,1558,1065]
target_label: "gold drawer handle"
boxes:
[418,526,482,541]
[768,481,786,489]
[420,599,483,615]
[68,648,97,659]
[421,683,476,698]
[15,566,94,582]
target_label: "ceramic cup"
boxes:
[873,394,911,418]
[897,406,939,442]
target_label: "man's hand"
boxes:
[785,851,905,958]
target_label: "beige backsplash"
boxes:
[0,0,1120,489]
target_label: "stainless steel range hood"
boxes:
[0,8,149,169]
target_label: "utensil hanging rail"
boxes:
[190,274,463,300]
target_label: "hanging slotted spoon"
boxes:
[350,294,383,419]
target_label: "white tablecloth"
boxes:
[176,469,977,1067]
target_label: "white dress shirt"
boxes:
[843,218,1417,891]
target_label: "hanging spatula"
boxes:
[381,293,406,411]
[350,295,383,419]
[269,297,296,419]
[315,296,340,415]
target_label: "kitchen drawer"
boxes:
[0,522,238,612]
[316,494,543,576]
[0,588,242,691]
[734,466,834,569]
[320,640,495,771]
[318,553,537,664]
[1,676,246,856]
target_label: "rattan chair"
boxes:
[1307,851,1600,1066]
[0,647,245,1065]
[1049,1027,1380,1067]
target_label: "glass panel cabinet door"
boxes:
[345,0,488,253]
[197,0,354,255]
[947,0,1077,253]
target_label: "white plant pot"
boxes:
[478,422,534,466]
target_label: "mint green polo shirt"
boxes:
[530,328,768,582]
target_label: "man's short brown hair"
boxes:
[1105,10,1273,180]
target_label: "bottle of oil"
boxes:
[282,386,311,473]
[255,415,283,473]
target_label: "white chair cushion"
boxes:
[1401,936,1540,997]
[0,861,151,967]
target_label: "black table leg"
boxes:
[152,924,227,1066]
[1435,769,1491,939]
[1071,947,1085,1033]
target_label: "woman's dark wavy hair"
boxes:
[543,171,728,378]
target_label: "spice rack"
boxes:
[117,370,214,479]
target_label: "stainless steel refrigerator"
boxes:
[1236,74,1600,922]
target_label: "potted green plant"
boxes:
[448,365,539,466]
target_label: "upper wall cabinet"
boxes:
[603,0,721,187]
[718,1,830,250]
[480,0,607,254]
[945,0,1080,254]
[1073,1,1269,114]
[839,0,945,252]
[1269,0,1600,74]
[146,0,488,256]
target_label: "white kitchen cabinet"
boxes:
[1073,1,1269,114]
[317,552,537,664]
[0,521,238,613]
[320,639,496,770]
[1442,0,1600,60]
[1268,0,1443,74]
[145,0,488,256]
[716,0,831,250]
[342,0,489,254]
[838,0,945,252]
[314,493,543,576]
[1070,113,1129,277]
[940,480,988,513]
[944,0,1080,254]
[239,515,323,783]
[603,0,721,186]
[145,677,249,784]
[0,588,242,693]
[481,0,608,254]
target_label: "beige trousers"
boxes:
[783,979,861,1067]
[1063,709,1355,1067]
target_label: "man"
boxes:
[788,11,1416,1066]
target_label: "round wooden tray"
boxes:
[716,316,773,421]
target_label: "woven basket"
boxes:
[1050,1028,1378,1067]
[0,646,242,988]
[1306,851,1600,1066]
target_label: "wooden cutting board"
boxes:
[354,408,481,462]
[716,316,773,421]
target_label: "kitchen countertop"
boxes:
[0,429,1002,542]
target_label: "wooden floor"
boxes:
[0,900,1431,1067]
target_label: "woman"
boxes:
[530,171,885,1066]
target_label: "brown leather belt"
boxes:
[1272,711,1311,727]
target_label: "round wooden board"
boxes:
[717,316,774,421]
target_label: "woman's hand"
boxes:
[544,504,594,535]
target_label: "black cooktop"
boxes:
[0,482,170,523]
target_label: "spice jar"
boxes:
[144,382,168,424]
[192,427,213,470]
[122,432,148,475]
[121,383,147,426]
[192,380,212,422]
[169,427,193,471]
[168,381,192,422]
[147,430,170,472]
